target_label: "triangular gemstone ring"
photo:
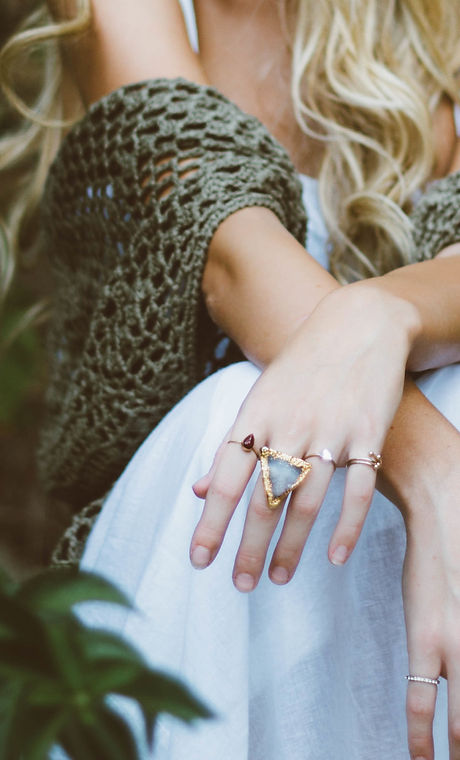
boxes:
[259,447,312,509]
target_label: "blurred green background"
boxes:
[0,1,73,577]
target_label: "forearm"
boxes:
[203,207,339,366]
[368,244,460,371]
[377,376,460,519]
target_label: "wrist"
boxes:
[325,279,420,362]
[353,276,422,358]
[378,378,460,523]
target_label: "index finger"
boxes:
[189,432,259,568]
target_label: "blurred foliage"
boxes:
[0,0,59,573]
[0,293,47,428]
[0,566,212,759]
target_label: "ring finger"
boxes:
[406,649,441,760]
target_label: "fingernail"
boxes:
[234,573,255,592]
[331,545,349,566]
[271,566,289,584]
[190,545,211,569]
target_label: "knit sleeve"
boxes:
[410,169,460,260]
[39,77,307,507]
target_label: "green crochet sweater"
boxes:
[39,77,460,566]
[39,78,307,511]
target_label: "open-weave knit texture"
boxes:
[411,169,460,260]
[39,78,307,512]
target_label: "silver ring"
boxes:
[305,448,337,470]
[346,451,382,472]
[405,675,440,686]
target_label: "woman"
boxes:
[2,1,460,757]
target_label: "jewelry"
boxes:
[228,435,312,509]
[228,434,258,454]
[259,447,312,509]
[346,452,382,472]
[305,448,337,470]
[405,675,440,687]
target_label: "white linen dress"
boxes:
[77,3,460,757]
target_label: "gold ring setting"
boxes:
[228,435,312,509]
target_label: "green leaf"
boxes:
[0,309,43,426]
[42,618,87,691]
[17,569,133,616]
[0,593,45,641]
[0,686,67,760]
[75,627,146,667]
[0,567,17,596]
[25,677,69,709]
[0,679,26,757]
[114,670,214,724]
[59,706,140,760]
[0,637,56,680]
[71,626,148,698]
[80,658,144,698]
[21,711,68,760]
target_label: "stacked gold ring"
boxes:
[346,452,382,472]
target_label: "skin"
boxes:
[47,1,460,756]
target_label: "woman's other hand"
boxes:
[402,451,460,760]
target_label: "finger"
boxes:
[405,644,440,760]
[406,681,438,760]
[192,427,232,499]
[190,434,259,569]
[448,663,460,760]
[268,457,333,584]
[328,462,377,566]
[232,474,285,592]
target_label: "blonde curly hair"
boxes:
[1,0,460,296]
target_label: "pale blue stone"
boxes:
[268,456,302,498]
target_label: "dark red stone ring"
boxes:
[227,434,313,510]
[228,433,257,453]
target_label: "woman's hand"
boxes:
[190,282,419,592]
[401,458,460,760]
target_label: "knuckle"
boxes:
[273,545,301,567]
[353,485,374,508]
[236,549,264,572]
[339,522,362,545]
[412,629,441,657]
[408,740,430,760]
[356,416,380,442]
[450,719,460,744]
[407,693,433,721]
[252,500,278,521]
[290,497,319,521]
[194,524,223,551]
[210,481,240,504]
